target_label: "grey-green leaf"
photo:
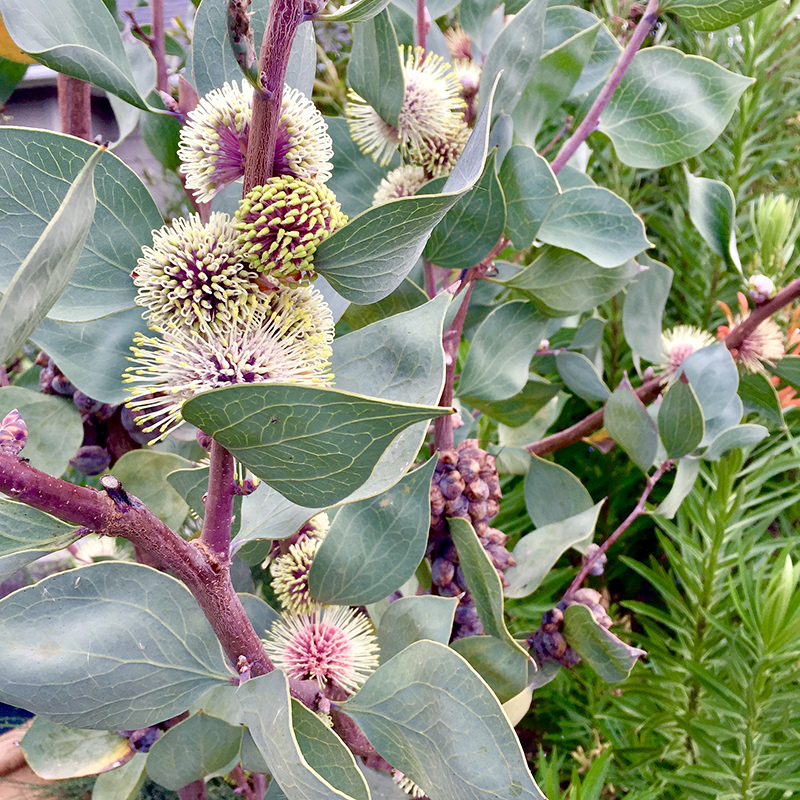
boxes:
[239,671,359,800]
[738,371,784,427]
[468,377,561,428]
[235,483,321,549]
[376,595,459,663]
[498,145,560,250]
[622,257,673,364]
[342,640,548,800]
[479,0,547,119]
[449,517,526,656]
[182,384,450,507]
[457,300,548,402]
[423,150,506,270]
[291,701,370,800]
[320,0,392,23]
[604,377,660,472]
[502,250,638,317]
[0,0,154,109]
[562,603,646,682]
[701,424,768,461]
[0,386,83,476]
[91,753,147,800]
[21,717,132,780]
[598,47,754,168]
[449,635,529,704]
[655,457,701,519]
[0,562,230,729]
[675,343,739,420]
[349,10,403,128]
[556,351,610,402]
[686,170,741,273]
[0,127,161,324]
[524,454,594,529]
[314,76,499,304]
[505,501,604,598]
[536,187,651,268]
[658,379,705,459]
[0,145,102,363]
[659,0,781,31]
[146,712,242,791]
[309,457,436,605]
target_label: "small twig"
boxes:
[125,11,155,47]
[550,0,659,174]
[423,260,436,298]
[201,440,236,557]
[539,115,573,157]
[564,461,670,600]
[151,0,169,94]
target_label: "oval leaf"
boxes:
[0,145,102,363]
[238,671,360,800]
[342,640,548,800]
[146,712,243,791]
[701,423,769,461]
[524,455,594,529]
[556,351,610,402]
[91,752,147,800]
[309,456,436,605]
[562,603,646,682]
[182,384,450,507]
[457,300,547,402]
[505,501,604,598]
[659,0,781,31]
[0,562,230,729]
[0,0,154,109]
[536,186,651,268]
[498,145,560,250]
[604,377,660,472]
[376,595,459,663]
[658,379,705,459]
[598,47,754,168]
[675,343,739,420]
[686,170,741,273]
[449,635,529,704]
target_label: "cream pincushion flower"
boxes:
[123,284,334,441]
[658,325,716,378]
[178,81,334,202]
[372,165,429,205]
[346,46,466,166]
[263,606,380,693]
[270,537,323,615]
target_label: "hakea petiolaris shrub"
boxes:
[0,0,798,798]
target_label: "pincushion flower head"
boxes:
[658,325,716,378]
[123,284,334,440]
[233,176,347,284]
[270,537,322,615]
[373,164,428,205]
[264,606,379,693]
[346,46,466,166]
[132,212,258,328]
[178,81,334,203]
[717,292,785,374]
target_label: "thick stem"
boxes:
[0,454,274,677]
[526,376,663,456]
[151,0,169,93]
[564,461,669,599]
[178,780,207,800]
[242,0,304,194]
[57,75,92,140]
[201,440,236,556]
[550,0,659,175]
[416,0,426,50]
[723,276,800,351]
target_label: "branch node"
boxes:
[100,475,132,509]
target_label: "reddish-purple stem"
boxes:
[416,0,426,50]
[242,0,304,194]
[178,780,207,800]
[201,440,236,557]
[723,276,800,351]
[57,75,92,140]
[151,0,169,93]
[550,0,660,175]
[564,461,669,599]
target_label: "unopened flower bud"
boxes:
[583,543,607,576]
[747,273,776,304]
[431,557,455,587]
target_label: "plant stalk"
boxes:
[178,780,207,800]
[416,0,426,50]
[151,0,169,93]
[242,0,304,194]
[550,0,659,175]
[201,440,236,556]
[57,75,92,141]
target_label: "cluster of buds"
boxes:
[427,440,512,639]
[528,588,612,669]
[35,353,156,475]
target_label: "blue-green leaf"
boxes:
[622,257,673,364]
[604,377,659,472]
[556,351,610,402]
[701,424,768,461]
[319,0,392,23]
[658,378,705,459]
[524,454,593,529]
[659,0,781,31]
[686,170,741,274]
[376,595,459,663]
[675,343,739,420]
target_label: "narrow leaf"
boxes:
[604,377,659,472]
[701,424,768,461]
[320,0,392,23]
[655,457,700,519]
[0,145,103,362]
[622,257,673,364]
